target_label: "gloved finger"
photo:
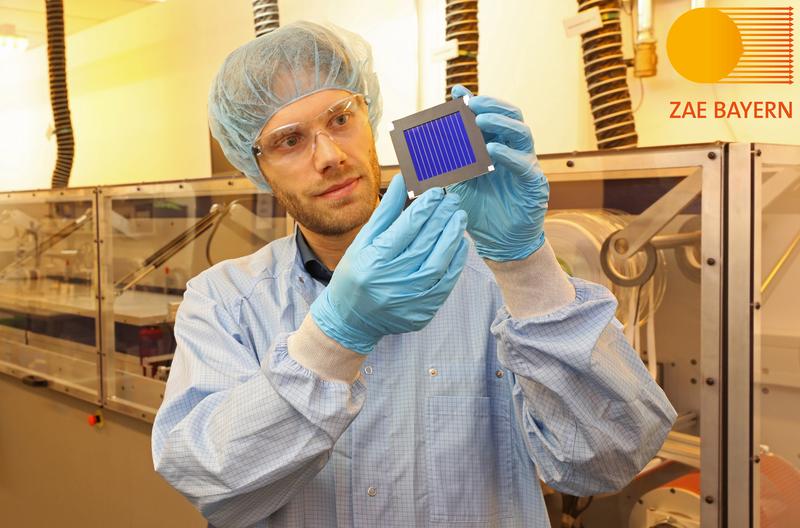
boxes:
[466,95,523,122]
[450,84,473,100]
[414,209,467,287]
[354,173,407,247]
[487,142,541,182]
[402,193,463,265]
[423,236,469,299]
[371,187,445,259]
[475,113,533,153]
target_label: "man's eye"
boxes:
[332,113,350,127]
[277,135,301,149]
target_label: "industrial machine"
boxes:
[0,142,797,526]
[532,142,799,528]
[0,177,289,420]
[0,189,99,400]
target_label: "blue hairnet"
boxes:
[208,21,383,192]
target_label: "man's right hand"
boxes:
[309,174,468,354]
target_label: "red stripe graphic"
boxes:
[726,6,794,84]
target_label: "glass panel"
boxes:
[537,150,708,527]
[754,154,800,526]
[0,191,99,400]
[100,181,287,418]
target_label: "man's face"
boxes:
[255,89,381,237]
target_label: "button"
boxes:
[428,368,438,376]
[364,366,373,375]
[367,487,377,497]
[298,276,305,284]
[495,370,504,378]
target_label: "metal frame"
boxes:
[724,142,800,528]
[751,144,763,528]
[538,142,725,526]
[725,143,755,528]
[746,143,800,528]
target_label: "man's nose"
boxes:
[312,131,347,174]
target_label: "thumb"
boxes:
[450,84,473,100]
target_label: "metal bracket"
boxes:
[608,168,703,260]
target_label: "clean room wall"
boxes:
[624,0,799,147]
[1,0,798,193]
[0,0,254,192]
[277,0,419,166]
[417,0,599,154]
[0,0,419,192]
[418,0,799,154]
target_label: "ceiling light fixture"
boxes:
[0,24,29,58]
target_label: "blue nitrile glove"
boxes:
[446,84,550,262]
[309,174,469,354]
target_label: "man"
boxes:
[152,21,676,528]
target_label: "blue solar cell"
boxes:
[403,112,476,182]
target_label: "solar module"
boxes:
[404,112,476,181]
[390,96,493,200]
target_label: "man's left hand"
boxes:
[446,85,549,262]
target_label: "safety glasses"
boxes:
[252,93,369,166]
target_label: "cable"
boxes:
[205,201,236,267]
[633,282,643,326]
[560,494,595,527]
[624,0,646,114]
[631,75,645,114]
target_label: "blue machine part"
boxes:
[403,112,476,182]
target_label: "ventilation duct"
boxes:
[252,0,280,38]
[445,0,479,99]
[577,0,638,149]
[45,0,74,188]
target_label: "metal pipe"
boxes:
[114,205,228,294]
[650,230,701,249]
[0,209,92,279]
[761,231,800,296]
[635,0,657,77]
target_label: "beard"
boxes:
[267,145,382,237]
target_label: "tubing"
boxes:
[252,0,280,38]
[577,0,638,149]
[445,0,479,98]
[45,0,74,188]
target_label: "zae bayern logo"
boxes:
[668,6,793,84]
[666,6,794,120]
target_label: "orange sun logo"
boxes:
[667,6,794,84]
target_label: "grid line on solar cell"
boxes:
[403,112,476,182]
